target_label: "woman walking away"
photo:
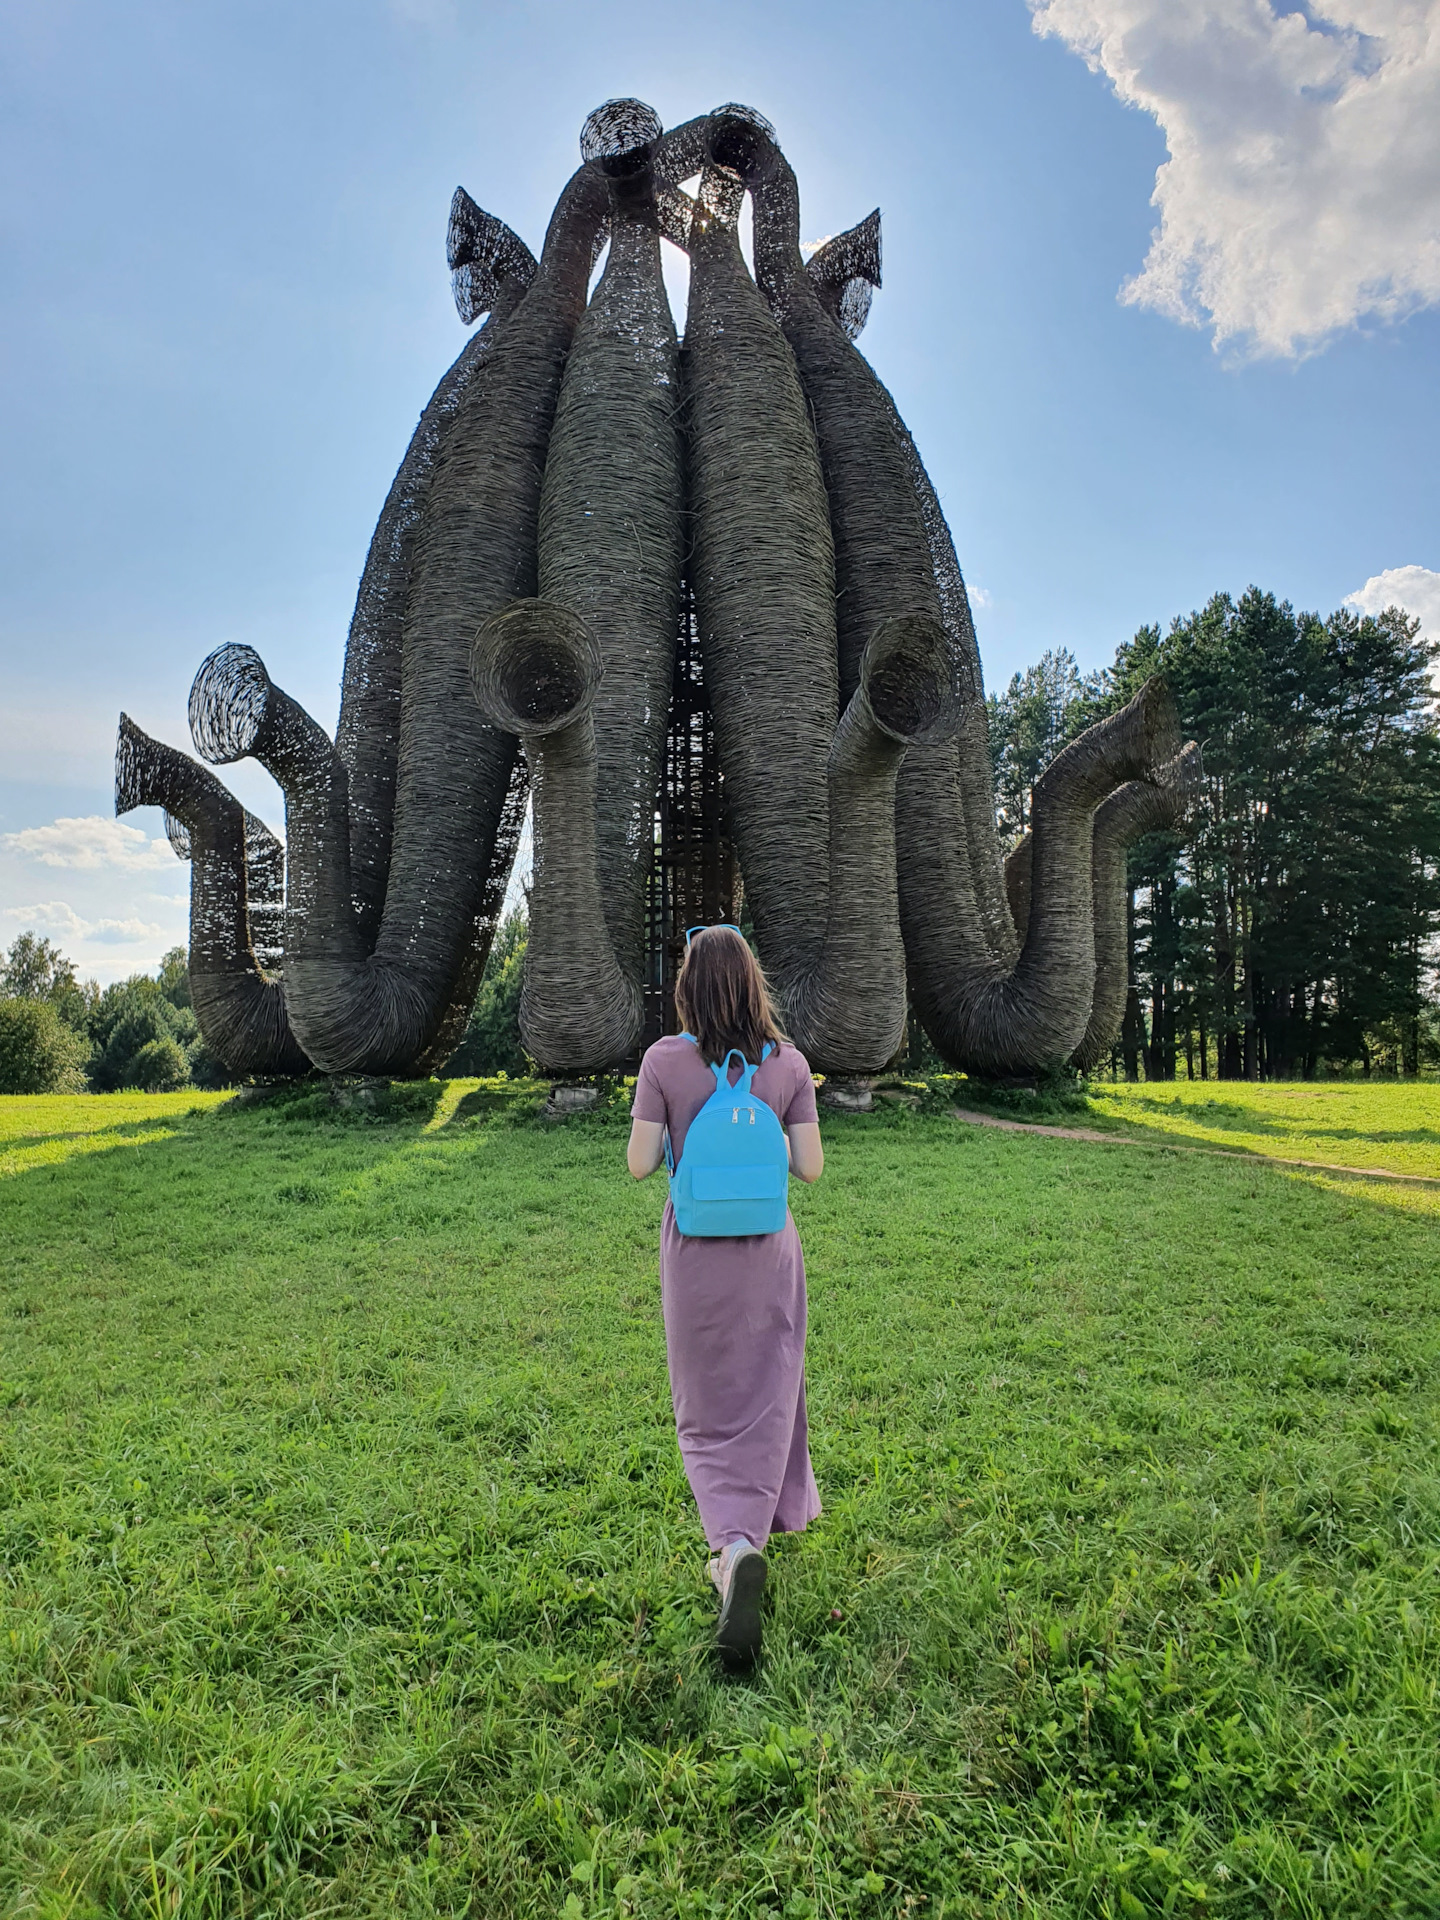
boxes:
[627,925,825,1669]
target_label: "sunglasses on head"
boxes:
[684,923,745,947]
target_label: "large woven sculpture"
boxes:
[116,99,1194,1087]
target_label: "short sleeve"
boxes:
[781,1049,819,1126]
[630,1046,668,1124]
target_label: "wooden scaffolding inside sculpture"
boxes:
[640,580,737,1048]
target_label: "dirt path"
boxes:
[950,1107,1440,1188]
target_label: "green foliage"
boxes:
[2,1083,1438,1914]
[0,997,89,1093]
[157,944,193,1010]
[127,1034,191,1092]
[986,648,1105,846]
[0,931,98,1033]
[88,974,200,1092]
[446,907,531,1076]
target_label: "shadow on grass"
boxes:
[0,1118,185,1180]
[1103,1092,1440,1152]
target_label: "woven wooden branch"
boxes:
[183,159,609,1076]
[902,678,1183,1074]
[472,599,643,1070]
[337,203,533,943]
[114,714,308,1076]
[1071,742,1203,1071]
[537,114,681,990]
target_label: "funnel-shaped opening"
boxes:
[860,612,959,746]
[189,643,273,765]
[471,600,600,736]
[581,98,663,176]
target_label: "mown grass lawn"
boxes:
[1086,1081,1440,1189]
[2,1079,1438,1919]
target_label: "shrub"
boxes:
[0,998,90,1094]
[128,1036,191,1092]
[89,978,193,1091]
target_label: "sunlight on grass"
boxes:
[1089,1079,1440,1180]
[421,1077,480,1131]
[0,1123,179,1180]
[0,1088,231,1144]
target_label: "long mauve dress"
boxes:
[632,1034,823,1551]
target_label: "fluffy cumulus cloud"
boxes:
[1,815,177,871]
[1029,0,1440,357]
[0,901,166,944]
[1345,563,1440,635]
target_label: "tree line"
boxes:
[0,937,222,1094]
[988,589,1440,1079]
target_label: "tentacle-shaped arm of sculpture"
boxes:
[182,155,610,1078]
[472,600,642,1072]
[1070,742,1203,1073]
[115,714,310,1077]
[535,106,682,995]
[664,110,966,1074]
[805,209,881,341]
[904,677,1183,1075]
[336,199,536,945]
[447,189,538,325]
[190,643,361,965]
[707,111,1198,1071]
[677,118,845,1005]
[789,614,960,1074]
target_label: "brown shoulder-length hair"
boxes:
[673,927,787,1066]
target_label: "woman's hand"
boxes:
[627,1118,666,1179]
[787,1122,824,1183]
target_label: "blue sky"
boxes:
[2,0,1437,979]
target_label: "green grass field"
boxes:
[2,1079,1439,1918]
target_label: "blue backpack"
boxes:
[665,1038,790,1237]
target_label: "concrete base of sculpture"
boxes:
[819,1076,874,1113]
[545,1082,600,1120]
[230,1081,289,1106]
[329,1076,392,1110]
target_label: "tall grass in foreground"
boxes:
[1,1081,1438,1917]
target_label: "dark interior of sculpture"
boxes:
[116,99,1196,1087]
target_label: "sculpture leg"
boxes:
[181,159,611,1077]
[114,714,309,1078]
[789,613,959,1073]
[902,678,1183,1075]
[1071,743,1203,1073]
[472,600,642,1072]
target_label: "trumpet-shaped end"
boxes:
[860,612,960,747]
[471,599,601,738]
[580,98,663,175]
[189,643,273,765]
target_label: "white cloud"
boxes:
[1029,0,1440,358]
[968,584,994,609]
[0,901,166,944]
[1,815,177,872]
[1345,563,1440,635]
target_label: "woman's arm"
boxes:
[787,1122,824,1183]
[627,1118,666,1180]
